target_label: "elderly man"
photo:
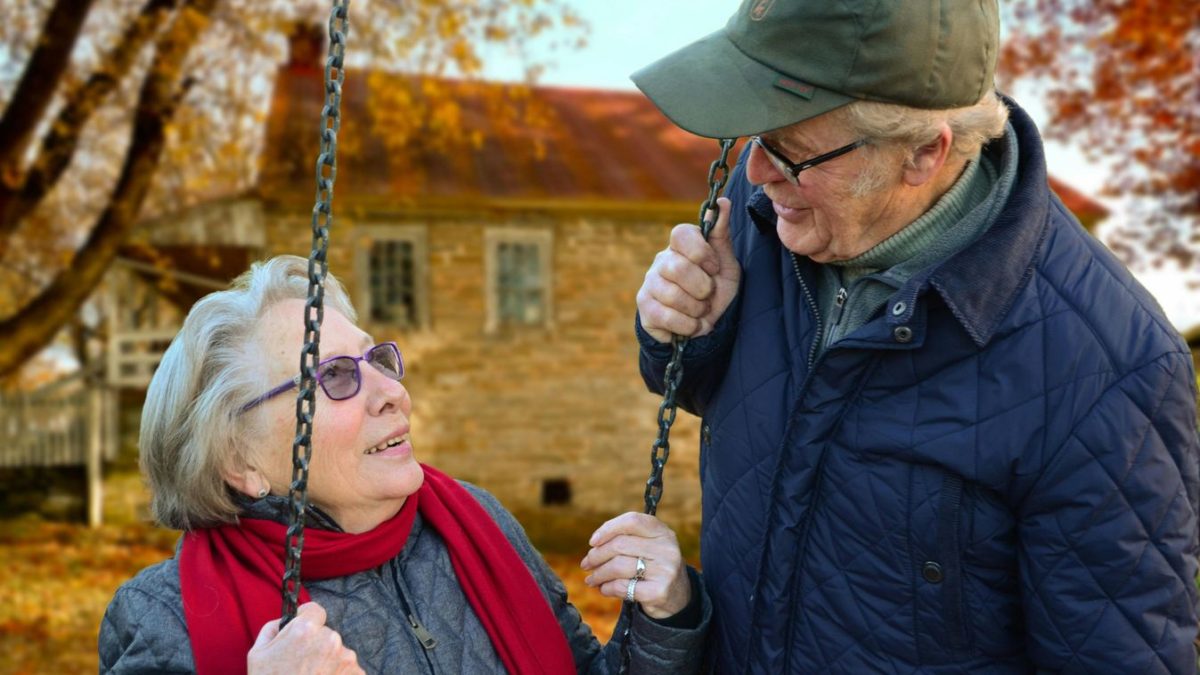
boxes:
[633,1,1200,672]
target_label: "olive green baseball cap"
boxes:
[632,0,999,138]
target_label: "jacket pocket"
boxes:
[934,471,971,654]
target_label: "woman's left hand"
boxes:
[580,512,690,619]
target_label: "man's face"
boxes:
[746,112,904,263]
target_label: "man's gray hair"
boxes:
[836,90,1010,196]
[139,255,357,530]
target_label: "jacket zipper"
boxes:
[407,613,439,649]
[790,253,822,372]
[825,286,848,350]
[776,256,875,672]
[388,560,440,674]
[743,254,828,674]
[778,357,883,673]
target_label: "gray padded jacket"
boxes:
[99,482,710,674]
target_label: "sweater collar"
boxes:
[235,491,345,532]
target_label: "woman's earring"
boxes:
[257,487,269,498]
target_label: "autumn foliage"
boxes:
[0,0,583,381]
[1000,0,1200,265]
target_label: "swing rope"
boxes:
[617,137,735,672]
[281,0,350,627]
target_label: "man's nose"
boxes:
[746,141,785,186]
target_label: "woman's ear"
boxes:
[902,123,954,187]
[222,462,269,499]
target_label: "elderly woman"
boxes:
[99,255,709,674]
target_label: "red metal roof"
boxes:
[1047,176,1109,220]
[259,67,1107,221]
[259,68,741,209]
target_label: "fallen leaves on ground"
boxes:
[0,516,177,674]
[0,517,621,674]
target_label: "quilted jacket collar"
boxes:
[747,95,1050,348]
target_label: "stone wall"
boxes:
[263,208,704,531]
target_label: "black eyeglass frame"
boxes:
[239,341,404,413]
[751,135,869,185]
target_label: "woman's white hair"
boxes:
[834,90,1010,196]
[139,255,356,530]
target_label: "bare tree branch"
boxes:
[0,0,181,251]
[0,0,96,183]
[0,0,220,378]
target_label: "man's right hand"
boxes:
[637,197,740,343]
[248,602,364,675]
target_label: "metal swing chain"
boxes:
[618,137,735,672]
[641,137,735,517]
[281,0,350,627]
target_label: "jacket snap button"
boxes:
[893,326,913,343]
[702,424,711,445]
[922,561,943,583]
[891,301,906,316]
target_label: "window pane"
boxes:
[495,241,545,325]
[369,240,417,327]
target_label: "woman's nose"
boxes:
[365,366,409,415]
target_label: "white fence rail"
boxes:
[0,375,91,467]
[108,328,177,388]
[0,372,114,526]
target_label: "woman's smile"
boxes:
[363,433,413,457]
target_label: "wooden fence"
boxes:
[0,370,115,525]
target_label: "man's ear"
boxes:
[902,123,954,187]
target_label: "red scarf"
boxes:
[179,465,575,674]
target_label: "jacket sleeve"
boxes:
[462,483,712,674]
[582,567,712,675]
[1015,351,1200,673]
[99,582,194,674]
[636,303,740,417]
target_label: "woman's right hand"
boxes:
[248,602,364,675]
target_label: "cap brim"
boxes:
[631,30,856,139]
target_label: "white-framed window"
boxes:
[355,225,429,330]
[484,228,553,332]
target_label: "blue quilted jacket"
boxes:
[637,99,1200,673]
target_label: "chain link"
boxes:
[281,0,349,628]
[642,137,733,517]
[619,137,735,672]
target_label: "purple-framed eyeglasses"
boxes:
[751,135,868,185]
[239,342,404,413]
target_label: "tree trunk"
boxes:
[0,0,219,378]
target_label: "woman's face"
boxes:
[249,298,424,533]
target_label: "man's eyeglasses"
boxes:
[751,136,868,185]
[240,342,404,413]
